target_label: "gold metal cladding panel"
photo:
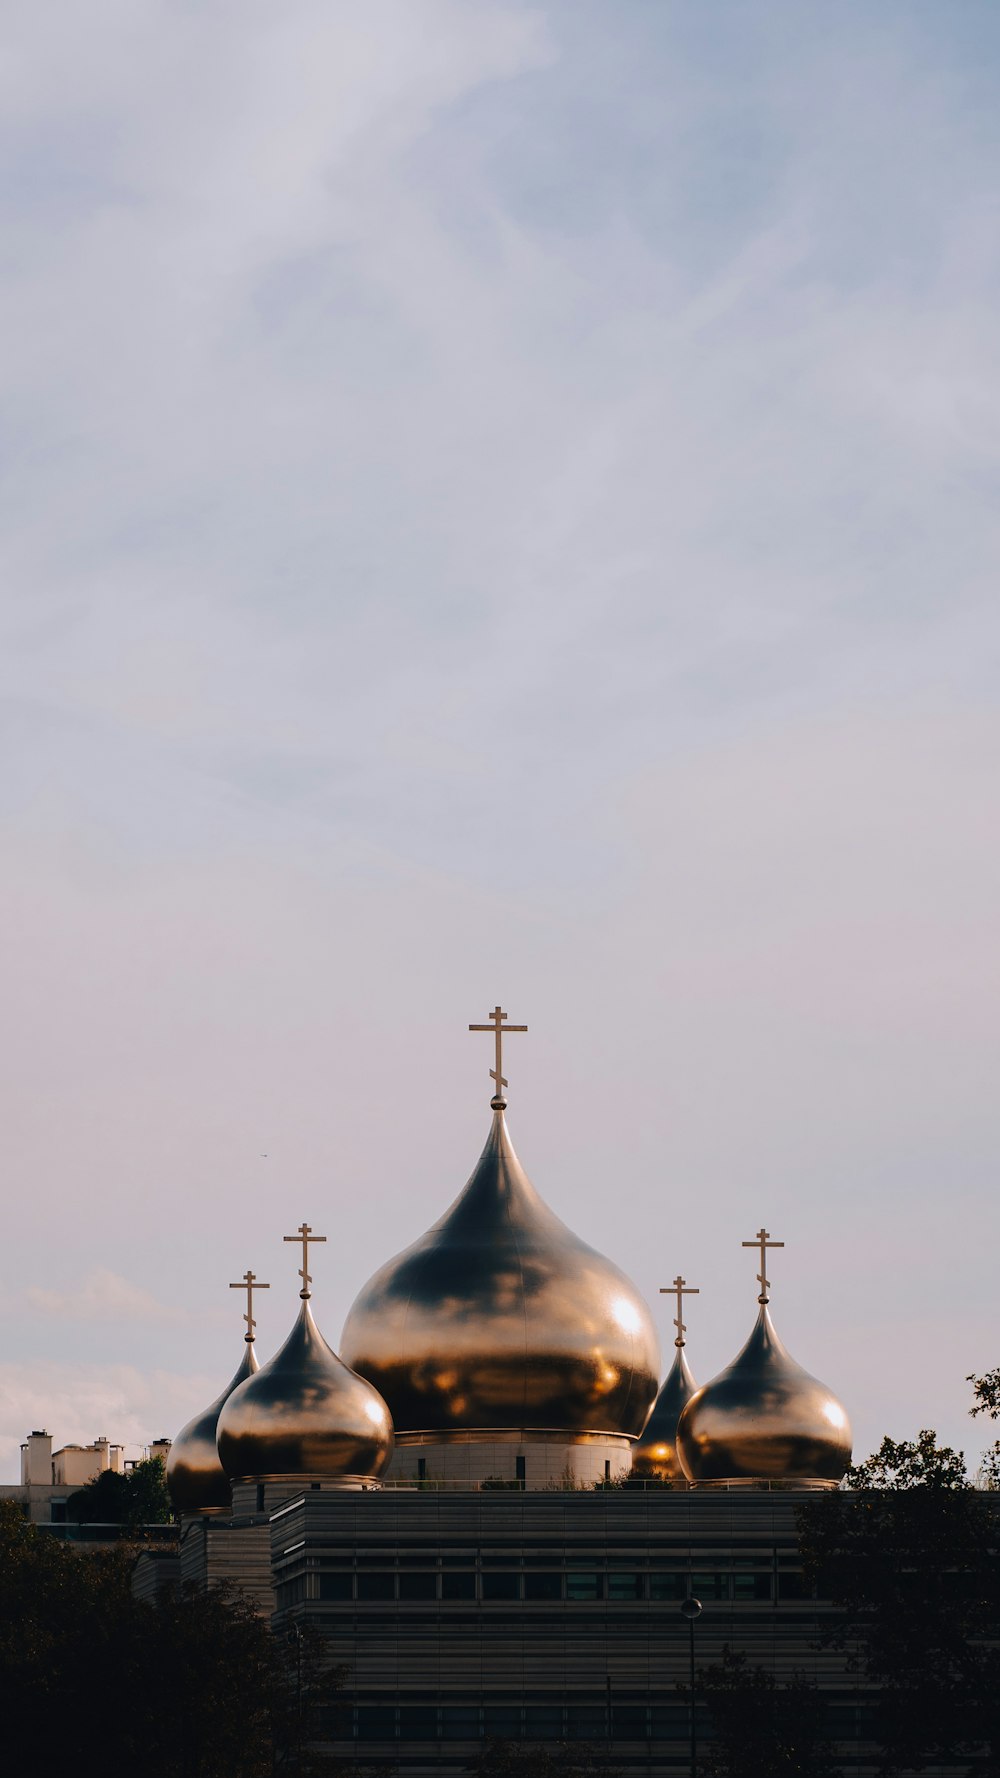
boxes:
[217,1299,394,1483]
[341,1112,660,1439]
[166,1341,258,1515]
[676,1304,852,1485]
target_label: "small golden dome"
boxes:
[632,1345,697,1481]
[675,1303,852,1487]
[217,1299,394,1485]
[167,1342,259,1516]
[340,1108,660,1439]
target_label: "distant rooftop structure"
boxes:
[5,1429,173,1530]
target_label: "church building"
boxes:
[156,1007,861,1773]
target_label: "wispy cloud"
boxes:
[0,2,998,1479]
[0,1360,219,1476]
[23,1268,180,1325]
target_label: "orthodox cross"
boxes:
[659,1274,699,1347]
[230,1269,270,1343]
[468,1005,527,1106]
[283,1222,327,1298]
[742,1227,784,1303]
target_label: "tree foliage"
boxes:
[846,1430,970,1492]
[67,1454,173,1529]
[697,1647,841,1778]
[798,1432,1000,1776]
[970,1369,1000,1490]
[970,1370,1000,1419]
[0,1502,364,1777]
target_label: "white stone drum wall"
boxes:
[388,1432,634,1489]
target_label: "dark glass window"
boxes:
[481,1572,519,1601]
[49,1501,67,1524]
[524,1706,562,1739]
[567,1706,606,1738]
[524,1571,562,1601]
[733,1572,772,1601]
[442,1571,476,1601]
[524,1547,564,1564]
[691,1571,729,1600]
[484,1706,521,1737]
[651,1704,688,1738]
[778,1570,810,1600]
[357,1706,395,1738]
[356,1572,394,1602]
[612,1706,647,1737]
[399,1706,437,1739]
[318,1573,353,1602]
[398,1572,437,1601]
[608,1572,645,1601]
[650,1571,684,1601]
[441,1707,479,1739]
[566,1571,602,1601]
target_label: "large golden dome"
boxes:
[166,1341,258,1515]
[217,1298,394,1485]
[632,1345,697,1481]
[675,1303,852,1487]
[340,1107,660,1439]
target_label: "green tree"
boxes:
[0,1501,331,1777]
[67,1453,172,1530]
[271,1622,357,1776]
[847,1430,970,1492]
[122,1579,274,1777]
[697,1646,841,1778]
[970,1368,1000,1489]
[970,1371,1000,1417]
[798,1433,1000,1776]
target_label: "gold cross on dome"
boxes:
[229,1269,270,1342]
[659,1274,699,1347]
[468,1005,527,1106]
[742,1227,784,1303]
[283,1223,327,1299]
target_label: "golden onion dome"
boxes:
[340,1107,660,1439]
[217,1293,393,1486]
[632,1345,697,1481]
[675,1302,852,1487]
[166,1341,259,1516]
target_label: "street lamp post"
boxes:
[679,1594,703,1778]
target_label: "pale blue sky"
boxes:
[1,1,998,1477]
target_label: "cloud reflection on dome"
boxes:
[341,1109,659,1439]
